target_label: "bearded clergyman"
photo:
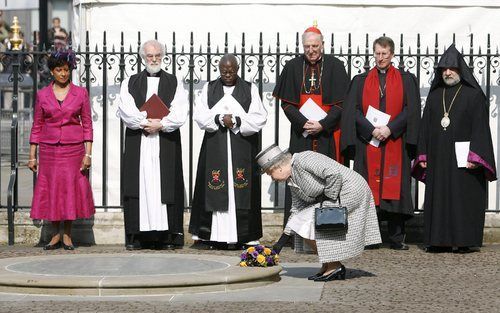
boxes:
[117,39,188,250]
[413,44,497,253]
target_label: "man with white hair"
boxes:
[413,44,496,253]
[118,39,188,250]
[273,23,349,227]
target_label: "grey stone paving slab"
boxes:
[0,253,281,295]
[7,255,228,276]
[0,263,320,303]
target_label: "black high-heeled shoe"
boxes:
[43,242,61,250]
[314,265,346,282]
[62,243,75,250]
[307,272,325,280]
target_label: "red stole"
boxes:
[362,66,403,205]
[298,93,343,163]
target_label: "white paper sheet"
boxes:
[211,94,246,117]
[299,98,327,138]
[455,141,470,168]
[366,105,391,147]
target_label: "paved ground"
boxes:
[0,243,498,313]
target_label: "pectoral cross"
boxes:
[309,70,317,87]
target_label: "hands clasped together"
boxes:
[303,120,323,135]
[143,118,164,134]
[371,125,392,142]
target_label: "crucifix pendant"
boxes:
[309,70,316,89]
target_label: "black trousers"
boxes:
[385,212,406,245]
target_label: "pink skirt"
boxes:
[30,143,95,221]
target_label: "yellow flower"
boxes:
[256,254,266,264]
[263,248,271,255]
[274,255,280,263]
[247,247,255,253]
[239,261,248,267]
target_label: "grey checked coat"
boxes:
[284,151,381,263]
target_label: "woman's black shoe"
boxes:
[43,242,61,250]
[62,243,75,250]
[314,265,346,282]
[307,272,324,280]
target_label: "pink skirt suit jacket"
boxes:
[29,83,95,221]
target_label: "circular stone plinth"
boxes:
[0,253,282,296]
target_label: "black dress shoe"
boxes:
[63,243,75,250]
[314,265,346,282]
[125,242,141,251]
[43,242,61,250]
[155,243,175,250]
[390,243,409,250]
[425,246,453,253]
[364,244,381,250]
[453,247,478,254]
[307,272,324,280]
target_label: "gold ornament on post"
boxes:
[9,16,23,51]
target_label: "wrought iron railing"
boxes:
[1,31,499,244]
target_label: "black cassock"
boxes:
[341,68,421,217]
[413,44,497,247]
[122,70,185,245]
[189,78,263,243]
[273,54,349,157]
[273,54,349,223]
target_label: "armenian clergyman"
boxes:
[413,44,496,253]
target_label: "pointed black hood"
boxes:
[430,44,484,97]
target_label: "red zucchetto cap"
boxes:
[304,20,322,35]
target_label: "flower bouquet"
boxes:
[239,244,279,267]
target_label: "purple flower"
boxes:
[255,245,264,252]
[240,252,248,260]
[251,251,259,258]
[266,257,274,265]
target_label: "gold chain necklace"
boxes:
[302,60,324,94]
[441,84,463,131]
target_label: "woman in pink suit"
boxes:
[27,49,95,250]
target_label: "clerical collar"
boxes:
[377,67,388,74]
[146,71,160,77]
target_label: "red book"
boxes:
[140,94,170,119]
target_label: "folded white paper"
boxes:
[299,98,327,137]
[455,141,470,168]
[211,94,246,117]
[366,105,391,147]
[211,94,246,134]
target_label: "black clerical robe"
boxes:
[273,54,349,158]
[273,54,349,224]
[414,83,496,247]
[341,67,421,217]
[122,70,185,237]
[189,77,265,243]
[413,44,497,247]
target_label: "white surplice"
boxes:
[193,82,267,243]
[117,75,188,231]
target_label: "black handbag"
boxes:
[315,196,348,231]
